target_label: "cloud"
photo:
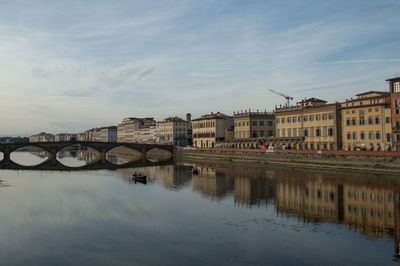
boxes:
[0,0,399,135]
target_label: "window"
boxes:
[328,113,333,119]
[375,108,379,112]
[304,129,309,137]
[347,133,351,140]
[310,127,314,137]
[368,117,373,125]
[346,119,351,126]
[322,114,327,120]
[316,128,321,137]
[253,121,257,126]
[375,117,380,124]
[293,117,297,123]
[298,116,302,122]
[375,131,381,140]
[360,132,365,140]
[386,117,391,124]
[281,118,285,123]
[393,81,400,93]
[368,108,372,112]
[276,119,280,124]
[359,116,365,125]
[352,132,357,140]
[303,116,308,122]
[328,128,333,136]
[352,118,357,126]
[287,117,291,123]
[316,114,321,121]
[259,121,264,126]
[309,115,314,121]
[323,127,327,137]
[268,121,273,126]
[346,110,350,114]
[368,132,374,140]
[386,133,391,142]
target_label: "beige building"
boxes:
[233,110,275,148]
[120,117,155,143]
[157,117,190,146]
[29,132,54,143]
[117,123,125,143]
[275,98,341,150]
[340,91,392,151]
[192,112,233,148]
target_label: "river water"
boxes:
[0,151,399,265]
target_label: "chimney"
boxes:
[186,113,191,122]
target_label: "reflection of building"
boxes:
[387,77,400,150]
[192,112,233,148]
[233,110,275,148]
[276,180,343,222]
[340,91,392,151]
[343,185,397,237]
[275,98,341,150]
[234,176,276,207]
[192,167,234,199]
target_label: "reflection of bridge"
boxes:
[0,141,174,170]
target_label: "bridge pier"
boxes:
[2,150,11,166]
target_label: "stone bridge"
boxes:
[0,141,174,171]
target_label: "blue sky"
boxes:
[0,0,399,136]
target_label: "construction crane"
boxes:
[268,89,293,107]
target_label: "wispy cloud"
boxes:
[0,0,399,135]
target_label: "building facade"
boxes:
[29,132,54,143]
[387,77,400,150]
[275,98,341,150]
[99,126,117,142]
[233,110,275,148]
[192,112,233,148]
[157,117,190,146]
[340,91,392,151]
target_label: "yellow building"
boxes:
[233,110,275,148]
[275,98,341,150]
[340,91,392,151]
[192,112,233,148]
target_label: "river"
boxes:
[0,150,399,265]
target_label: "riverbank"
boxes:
[175,147,400,174]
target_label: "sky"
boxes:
[0,0,399,136]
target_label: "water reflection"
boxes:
[2,152,400,265]
[0,151,3,161]
[119,162,400,259]
[57,150,98,167]
[10,149,48,166]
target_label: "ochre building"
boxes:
[233,111,275,149]
[340,91,392,151]
[275,98,341,150]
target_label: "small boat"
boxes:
[191,168,199,175]
[132,172,147,181]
